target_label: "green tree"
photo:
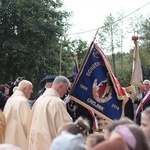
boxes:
[0,0,71,94]
[60,38,89,76]
[140,17,150,79]
[98,13,124,75]
[98,12,150,86]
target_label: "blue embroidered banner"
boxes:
[70,43,128,121]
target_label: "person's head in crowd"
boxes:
[68,75,74,87]
[52,75,70,98]
[8,76,25,96]
[5,85,10,97]
[67,75,75,91]
[112,124,149,150]
[61,76,74,100]
[104,117,134,140]
[0,91,7,111]
[92,124,149,150]
[17,80,33,99]
[140,107,150,141]
[50,131,86,150]
[14,77,25,86]
[0,110,6,143]
[0,144,22,150]
[142,79,150,94]
[0,84,10,98]
[6,81,12,87]
[58,117,90,137]
[86,133,105,149]
[41,75,57,88]
[0,84,8,94]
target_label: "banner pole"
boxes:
[92,27,100,43]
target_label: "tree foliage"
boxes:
[0,1,149,95]
[98,13,150,86]
[60,37,89,76]
[140,17,150,79]
[0,0,71,94]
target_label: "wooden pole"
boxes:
[59,36,63,75]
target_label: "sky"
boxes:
[61,0,150,53]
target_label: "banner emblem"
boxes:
[92,76,112,103]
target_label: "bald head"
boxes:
[18,80,33,99]
[52,76,70,97]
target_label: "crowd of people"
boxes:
[0,75,149,150]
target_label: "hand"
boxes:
[14,77,23,85]
[64,95,70,104]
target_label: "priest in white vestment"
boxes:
[28,75,72,150]
[3,80,33,150]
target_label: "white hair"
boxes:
[52,76,70,86]
[143,79,150,85]
[18,80,32,91]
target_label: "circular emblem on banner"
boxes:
[92,78,112,103]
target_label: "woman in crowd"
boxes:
[0,84,10,100]
[58,116,90,138]
[91,124,149,150]
[140,107,150,148]
[104,117,134,140]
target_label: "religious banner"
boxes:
[69,42,128,121]
[130,36,143,100]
